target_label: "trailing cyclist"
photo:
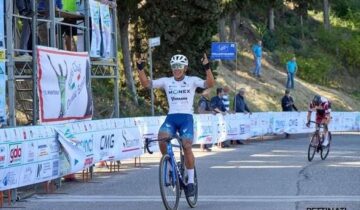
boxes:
[306,95,332,146]
[136,53,215,197]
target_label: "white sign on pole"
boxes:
[149,37,160,47]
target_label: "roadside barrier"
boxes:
[0,112,359,193]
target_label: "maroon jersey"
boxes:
[308,96,331,122]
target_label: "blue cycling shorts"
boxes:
[159,114,194,142]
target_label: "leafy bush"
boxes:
[316,28,342,54]
[296,54,334,85]
[339,35,360,75]
[290,37,302,50]
[262,30,277,52]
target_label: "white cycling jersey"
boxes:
[152,76,206,114]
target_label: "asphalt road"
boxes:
[5,133,360,210]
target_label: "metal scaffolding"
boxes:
[3,0,120,202]
[5,0,119,126]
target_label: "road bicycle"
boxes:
[307,121,332,161]
[145,136,198,210]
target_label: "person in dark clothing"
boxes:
[281,89,298,138]
[16,0,32,57]
[197,88,212,151]
[281,89,298,111]
[197,88,212,114]
[234,88,251,114]
[210,87,227,114]
[233,88,251,145]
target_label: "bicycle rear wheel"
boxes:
[159,154,180,210]
[321,132,331,160]
[185,167,198,208]
[308,134,318,162]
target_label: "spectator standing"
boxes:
[222,86,230,112]
[233,88,251,144]
[210,87,227,114]
[210,87,230,148]
[37,1,63,46]
[62,0,79,51]
[286,56,298,89]
[252,40,262,78]
[281,89,298,112]
[197,88,212,151]
[197,88,212,114]
[15,0,32,58]
[234,88,251,114]
[281,89,298,138]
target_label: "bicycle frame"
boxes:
[308,121,331,161]
[147,137,186,188]
[145,136,199,209]
[165,141,185,187]
[311,122,324,145]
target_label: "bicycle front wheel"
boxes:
[308,134,318,161]
[321,132,331,160]
[185,166,198,208]
[159,154,180,210]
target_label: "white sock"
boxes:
[187,169,194,184]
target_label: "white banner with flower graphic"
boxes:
[37,46,93,124]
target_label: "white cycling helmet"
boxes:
[170,54,188,66]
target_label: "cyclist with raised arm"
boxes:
[137,53,215,197]
[306,95,332,146]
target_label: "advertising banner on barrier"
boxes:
[1,112,360,191]
[224,114,241,140]
[237,114,251,139]
[194,114,215,144]
[55,128,87,176]
[37,46,93,123]
[283,112,302,134]
[134,116,161,153]
[119,127,143,160]
[0,127,60,191]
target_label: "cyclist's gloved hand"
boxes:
[201,53,210,71]
[306,121,310,128]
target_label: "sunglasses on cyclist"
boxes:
[171,63,186,70]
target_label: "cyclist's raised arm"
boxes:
[136,58,151,88]
[201,53,215,88]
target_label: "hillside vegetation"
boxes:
[215,47,360,112]
[111,0,360,117]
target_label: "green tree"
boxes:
[138,0,222,78]
[219,0,249,42]
[117,0,141,105]
[134,0,221,111]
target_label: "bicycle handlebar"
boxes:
[144,135,183,155]
[309,121,325,128]
[145,138,154,154]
